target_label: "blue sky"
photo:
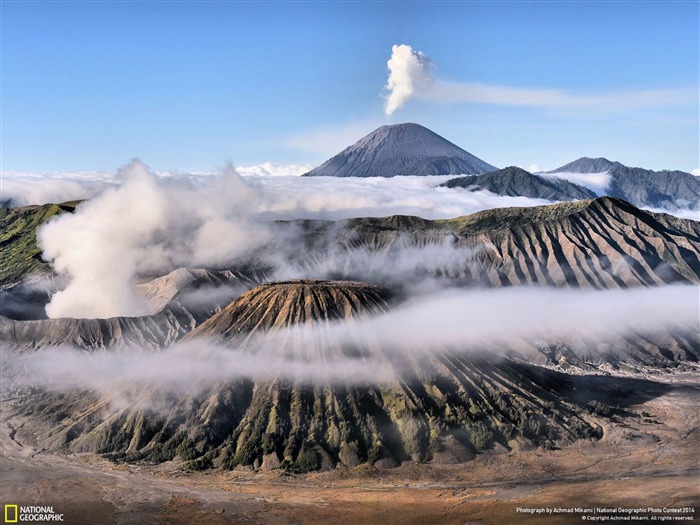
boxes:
[2,1,698,173]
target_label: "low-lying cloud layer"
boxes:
[5,285,697,400]
[0,163,308,208]
[252,174,551,220]
[1,170,118,207]
[34,165,558,319]
[355,284,698,351]
[7,159,698,319]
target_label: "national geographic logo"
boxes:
[3,505,64,522]
[4,505,18,523]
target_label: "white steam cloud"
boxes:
[270,233,485,290]
[384,44,433,116]
[39,160,269,319]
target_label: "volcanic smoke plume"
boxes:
[38,160,270,319]
[384,44,433,116]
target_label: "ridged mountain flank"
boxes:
[302,123,497,178]
[4,201,698,473]
[291,197,700,290]
[0,268,254,350]
[188,279,391,340]
[16,279,614,472]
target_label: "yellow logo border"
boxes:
[4,504,19,523]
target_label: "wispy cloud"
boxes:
[428,81,696,111]
[384,44,696,114]
[539,170,612,196]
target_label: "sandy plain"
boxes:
[2,372,698,525]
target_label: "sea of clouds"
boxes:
[2,159,697,319]
[10,160,555,318]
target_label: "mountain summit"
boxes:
[188,279,391,340]
[548,157,624,174]
[302,123,497,178]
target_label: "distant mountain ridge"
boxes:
[440,157,700,212]
[548,157,624,174]
[547,157,700,211]
[302,123,497,178]
[442,166,596,201]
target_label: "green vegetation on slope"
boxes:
[0,202,76,287]
[341,198,594,236]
